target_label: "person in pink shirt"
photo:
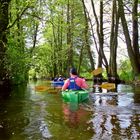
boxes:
[62,68,88,91]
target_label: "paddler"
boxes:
[62,67,88,91]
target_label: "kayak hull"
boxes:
[62,90,89,103]
[92,92,125,96]
[51,81,64,86]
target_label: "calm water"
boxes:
[0,80,140,140]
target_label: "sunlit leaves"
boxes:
[118,59,133,81]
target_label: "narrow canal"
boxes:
[0,80,140,140]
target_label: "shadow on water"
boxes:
[0,81,140,140]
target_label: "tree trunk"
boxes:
[81,0,95,70]
[66,0,73,72]
[98,0,103,68]
[108,0,119,78]
[0,0,11,90]
[118,0,140,78]
[132,0,140,69]
[77,44,84,75]
[91,0,108,70]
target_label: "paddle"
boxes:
[34,85,50,92]
[93,83,116,90]
[90,68,116,90]
[35,85,62,93]
[81,83,115,93]
[91,67,103,75]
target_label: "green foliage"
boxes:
[1,0,92,82]
[28,69,36,79]
[5,0,44,84]
[30,45,54,78]
[0,0,139,88]
[27,0,87,79]
[6,36,31,84]
[8,0,93,81]
[118,59,134,82]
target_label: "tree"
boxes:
[81,0,95,71]
[90,0,108,71]
[0,0,11,90]
[7,0,41,84]
[118,0,140,79]
[108,0,120,78]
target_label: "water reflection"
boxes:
[62,103,90,128]
[23,100,52,139]
[0,81,140,140]
[89,85,140,140]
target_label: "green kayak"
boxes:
[61,90,89,103]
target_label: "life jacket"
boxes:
[68,77,81,90]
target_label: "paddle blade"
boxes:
[35,86,49,92]
[91,67,103,75]
[35,85,61,93]
[100,83,116,90]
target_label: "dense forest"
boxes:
[0,0,140,91]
